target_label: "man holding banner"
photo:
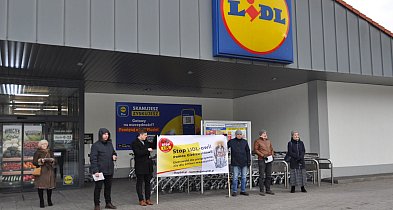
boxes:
[131,129,154,206]
[227,130,251,196]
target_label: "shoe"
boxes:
[265,190,275,195]
[240,191,249,196]
[48,201,53,206]
[139,200,147,206]
[94,205,100,210]
[231,192,237,197]
[40,201,45,208]
[291,186,295,193]
[145,200,153,205]
[105,203,117,209]
[259,191,265,196]
[301,186,307,193]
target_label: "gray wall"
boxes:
[233,83,310,152]
[0,0,392,77]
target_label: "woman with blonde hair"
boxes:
[32,140,56,208]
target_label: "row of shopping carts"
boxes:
[128,152,303,194]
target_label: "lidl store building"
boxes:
[1,0,393,191]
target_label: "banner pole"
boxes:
[156,176,159,204]
[228,172,231,197]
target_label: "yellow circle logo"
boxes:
[222,0,290,54]
[63,175,73,185]
[120,106,127,113]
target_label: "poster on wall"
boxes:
[2,125,22,158]
[116,102,202,150]
[157,135,228,177]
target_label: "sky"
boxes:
[343,0,393,32]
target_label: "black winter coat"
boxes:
[227,138,251,167]
[90,128,117,175]
[132,138,154,175]
[287,139,306,169]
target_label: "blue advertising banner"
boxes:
[115,102,202,150]
[213,0,293,63]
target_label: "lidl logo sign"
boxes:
[117,105,129,117]
[213,0,293,63]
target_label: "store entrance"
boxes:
[0,82,83,193]
[0,121,80,192]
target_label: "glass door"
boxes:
[22,124,43,190]
[1,124,23,191]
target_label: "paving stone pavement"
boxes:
[1,178,393,210]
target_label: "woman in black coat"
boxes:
[287,131,307,193]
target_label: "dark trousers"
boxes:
[258,160,272,192]
[136,174,152,201]
[94,174,113,205]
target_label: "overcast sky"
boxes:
[343,0,393,32]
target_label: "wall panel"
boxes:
[159,0,180,57]
[0,0,8,39]
[381,33,392,77]
[346,12,361,74]
[335,4,349,73]
[180,0,200,58]
[8,0,36,42]
[370,27,383,76]
[322,0,337,72]
[65,0,90,48]
[115,0,137,52]
[91,0,114,50]
[309,0,324,70]
[358,19,372,75]
[138,0,159,54]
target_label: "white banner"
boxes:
[157,135,229,177]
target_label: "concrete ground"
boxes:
[1,178,393,210]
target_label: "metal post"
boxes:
[156,176,159,204]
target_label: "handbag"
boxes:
[284,142,292,162]
[284,153,291,162]
[32,167,41,176]
[32,152,49,176]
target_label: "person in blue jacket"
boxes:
[90,128,117,210]
[227,130,251,196]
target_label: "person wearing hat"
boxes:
[227,130,251,196]
[254,130,275,196]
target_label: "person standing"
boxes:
[90,128,117,210]
[287,131,307,193]
[33,140,56,208]
[254,130,275,196]
[227,130,251,196]
[131,128,154,206]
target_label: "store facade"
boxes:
[1,0,393,190]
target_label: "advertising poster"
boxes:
[2,125,22,157]
[115,102,202,150]
[23,125,42,157]
[204,122,249,141]
[157,135,228,177]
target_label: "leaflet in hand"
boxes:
[265,155,273,163]
[93,172,105,181]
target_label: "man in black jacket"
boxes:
[227,130,251,197]
[90,128,117,210]
[131,128,154,206]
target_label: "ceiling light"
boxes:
[271,77,277,81]
[187,71,194,75]
[15,93,49,97]
[13,101,44,104]
[14,113,36,115]
[77,62,84,66]
[43,108,68,111]
[144,88,152,91]
[14,108,40,111]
